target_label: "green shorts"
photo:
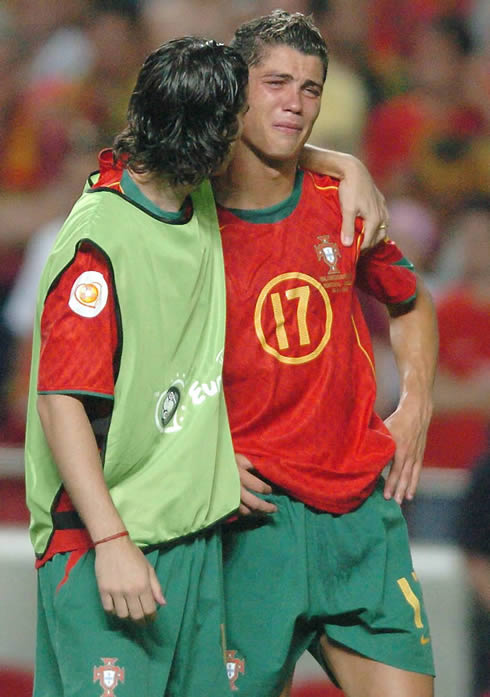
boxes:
[34,529,231,697]
[222,478,435,697]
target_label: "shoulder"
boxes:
[301,168,340,193]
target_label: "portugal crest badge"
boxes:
[315,235,340,273]
[93,657,125,697]
[226,649,245,691]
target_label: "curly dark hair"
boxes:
[113,37,248,187]
[231,9,328,81]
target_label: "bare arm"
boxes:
[299,145,388,248]
[37,393,165,621]
[382,278,439,503]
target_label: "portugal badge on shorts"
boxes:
[93,657,125,696]
[225,649,245,691]
[69,270,108,318]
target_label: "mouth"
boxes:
[273,123,302,135]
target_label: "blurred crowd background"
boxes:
[0,1,488,696]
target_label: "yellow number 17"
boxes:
[270,286,311,350]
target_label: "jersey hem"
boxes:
[34,505,240,561]
[37,389,114,400]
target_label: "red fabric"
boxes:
[92,148,125,191]
[38,149,126,398]
[292,682,344,697]
[219,170,416,513]
[55,548,89,590]
[424,286,490,469]
[35,527,92,569]
[33,490,90,564]
[38,243,117,397]
[357,239,416,304]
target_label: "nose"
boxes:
[282,84,302,114]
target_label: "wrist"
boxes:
[338,152,364,180]
[93,530,129,547]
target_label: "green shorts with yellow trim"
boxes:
[222,478,435,697]
[34,529,231,697]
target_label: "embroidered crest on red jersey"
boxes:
[69,271,108,317]
[315,234,355,292]
[93,657,125,696]
[315,234,340,272]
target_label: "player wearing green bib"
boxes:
[24,37,248,697]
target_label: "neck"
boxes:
[214,142,299,210]
[127,169,193,212]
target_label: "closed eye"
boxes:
[304,84,322,97]
[265,79,286,87]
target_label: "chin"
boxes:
[267,146,303,162]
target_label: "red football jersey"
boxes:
[218,170,417,513]
[38,242,117,396]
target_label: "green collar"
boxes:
[121,169,190,223]
[223,169,304,223]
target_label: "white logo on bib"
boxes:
[69,271,108,318]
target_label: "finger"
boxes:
[339,208,356,247]
[383,476,394,500]
[112,594,130,620]
[406,459,423,500]
[148,565,166,606]
[126,595,145,622]
[235,453,253,469]
[241,489,277,515]
[139,588,158,622]
[240,469,273,494]
[383,457,401,499]
[361,218,386,251]
[393,478,409,505]
[100,592,115,614]
[378,191,389,227]
[392,461,413,504]
[238,503,253,516]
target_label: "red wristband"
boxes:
[93,530,129,547]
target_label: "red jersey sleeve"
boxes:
[38,241,118,397]
[355,238,417,306]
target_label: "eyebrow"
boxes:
[262,71,293,79]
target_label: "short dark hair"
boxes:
[231,9,328,81]
[113,37,248,187]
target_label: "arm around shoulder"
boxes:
[299,145,388,248]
